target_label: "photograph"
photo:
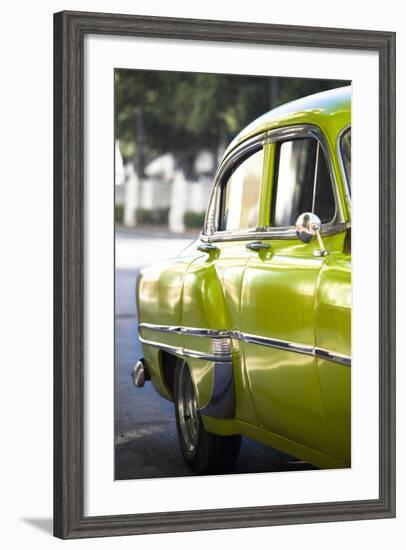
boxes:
[114,69,352,480]
[52,9,395,539]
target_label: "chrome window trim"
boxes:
[139,323,351,367]
[199,221,349,243]
[337,124,352,218]
[204,133,266,236]
[266,124,342,229]
[202,124,347,243]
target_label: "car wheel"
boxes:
[174,359,241,475]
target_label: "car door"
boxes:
[240,127,346,460]
[182,136,268,425]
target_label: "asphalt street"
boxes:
[114,227,313,479]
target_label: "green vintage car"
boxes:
[134,85,351,474]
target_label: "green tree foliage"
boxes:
[115,69,348,174]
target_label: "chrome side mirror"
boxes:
[295,212,328,256]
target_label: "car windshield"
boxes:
[340,128,351,192]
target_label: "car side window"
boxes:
[219,147,263,231]
[340,128,351,192]
[271,138,335,227]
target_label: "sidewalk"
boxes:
[115,226,194,271]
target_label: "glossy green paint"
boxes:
[241,236,345,459]
[136,86,351,469]
[316,255,351,464]
[182,243,259,422]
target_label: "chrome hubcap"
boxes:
[177,363,200,452]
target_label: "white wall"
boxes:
[0,1,403,549]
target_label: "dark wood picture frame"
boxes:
[54,10,396,539]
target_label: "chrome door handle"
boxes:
[246,241,271,251]
[197,243,218,253]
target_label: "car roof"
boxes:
[223,85,351,159]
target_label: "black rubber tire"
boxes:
[174,359,241,475]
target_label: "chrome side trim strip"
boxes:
[140,323,182,334]
[140,323,230,338]
[314,347,351,367]
[139,323,351,367]
[239,331,314,356]
[138,336,232,363]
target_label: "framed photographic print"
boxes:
[54,10,396,539]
